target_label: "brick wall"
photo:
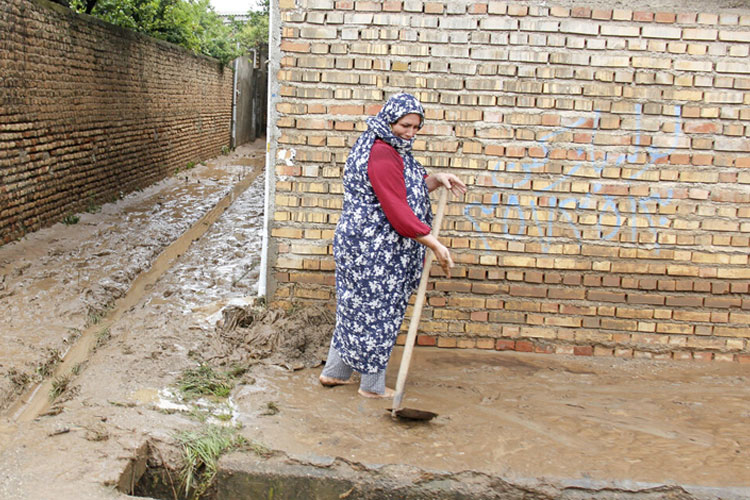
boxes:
[0,0,234,244]
[268,0,750,362]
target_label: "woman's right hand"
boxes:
[416,234,454,277]
[432,241,454,277]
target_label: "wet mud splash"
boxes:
[203,302,333,371]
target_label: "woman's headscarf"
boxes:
[346,93,425,172]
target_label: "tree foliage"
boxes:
[67,0,268,65]
[237,0,269,50]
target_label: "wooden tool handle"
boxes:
[392,188,449,415]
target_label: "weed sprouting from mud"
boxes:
[86,196,101,214]
[94,327,111,351]
[49,374,71,402]
[86,303,113,327]
[177,364,234,401]
[35,348,62,379]
[176,425,247,499]
[6,368,30,392]
[261,401,279,416]
[62,213,79,225]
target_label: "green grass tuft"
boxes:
[94,327,111,351]
[49,374,71,402]
[178,364,234,400]
[62,213,79,225]
[177,425,247,499]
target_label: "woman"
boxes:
[319,93,466,398]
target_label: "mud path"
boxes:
[0,140,269,498]
[0,143,263,412]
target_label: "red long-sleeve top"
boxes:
[367,139,431,238]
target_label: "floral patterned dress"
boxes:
[332,93,433,374]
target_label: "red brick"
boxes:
[584,275,602,287]
[627,293,665,305]
[563,274,583,286]
[705,297,742,308]
[435,281,472,292]
[582,317,600,328]
[468,2,487,14]
[658,280,676,291]
[515,341,534,352]
[417,335,437,346]
[471,311,488,321]
[429,296,446,307]
[654,12,676,23]
[633,11,654,21]
[473,283,503,294]
[495,339,516,351]
[574,346,594,356]
[666,295,703,307]
[525,271,544,283]
[535,344,555,354]
[468,268,486,280]
[544,272,563,284]
[588,290,626,302]
[712,282,730,295]
[509,285,547,298]
[591,9,612,20]
[548,288,586,300]
[602,275,621,287]
[693,352,714,362]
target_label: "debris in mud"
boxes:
[38,405,64,418]
[35,347,63,379]
[47,427,71,437]
[84,422,110,442]
[260,401,279,416]
[6,368,30,392]
[49,373,79,403]
[205,302,333,371]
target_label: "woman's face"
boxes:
[390,113,421,140]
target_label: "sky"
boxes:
[209,0,258,15]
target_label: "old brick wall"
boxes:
[268,0,750,361]
[0,0,234,244]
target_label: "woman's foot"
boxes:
[358,387,395,399]
[319,375,356,387]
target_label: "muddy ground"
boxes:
[1,139,749,499]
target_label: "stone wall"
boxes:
[267,0,750,361]
[0,0,234,244]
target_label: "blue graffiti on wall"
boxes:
[464,105,682,253]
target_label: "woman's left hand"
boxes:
[427,173,467,197]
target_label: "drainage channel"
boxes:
[4,166,263,425]
[125,444,725,500]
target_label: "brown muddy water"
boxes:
[1,137,750,500]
